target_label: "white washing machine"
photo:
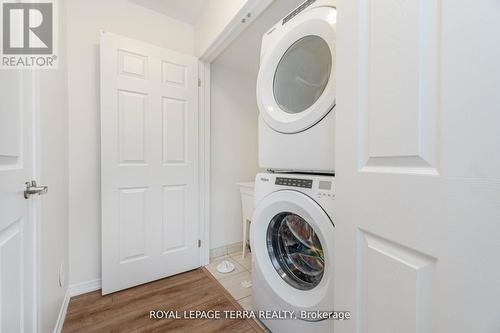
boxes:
[256,0,337,173]
[251,172,335,333]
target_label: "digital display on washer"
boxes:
[318,181,332,190]
[275,177,313,189]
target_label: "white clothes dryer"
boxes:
[257,0,337,173]
[251,172,335,333]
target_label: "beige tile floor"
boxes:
[205,250,253,310]
[205,250,271,332]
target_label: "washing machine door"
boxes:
[251,190,334,310]
[256,6,336,134]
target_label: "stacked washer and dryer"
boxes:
[250,1,337,332]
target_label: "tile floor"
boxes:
[205,250,253,310]
[205,250,271,332]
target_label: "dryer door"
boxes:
[251,190,334,309]
[257,6,336,134]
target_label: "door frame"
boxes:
[198,61,211,265]
[198,0,274,265]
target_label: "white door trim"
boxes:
[198,0,274,263]
[198,61,211,265]
[199,0,274,62]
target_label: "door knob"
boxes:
[24,180,48,199]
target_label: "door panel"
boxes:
[101,32,200,294]
[0,219,22,333]
[336,0,500,332]
[0,71,36,332]
[162,61,187,87]
[118,187,148,263]
[162,97,187,164]
[162,185,187,253]
[119,50,148,79]
[118,91,147,164]
[0,72,22,166]
[361,231,434,333]
[359,0,439,175]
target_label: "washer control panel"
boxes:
[255,173,335,220]
[275,177,313,188]
[317,179,335,200]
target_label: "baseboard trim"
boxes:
[53,279,101,333]
[53,289,70,333]
[68,279,102,297]
[209,241,243,260]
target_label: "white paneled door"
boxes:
[100,32,200,294]
[0,71,37,331]
[335,1,500,332]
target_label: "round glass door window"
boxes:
[267,212,325,290]
[273,35,332,114]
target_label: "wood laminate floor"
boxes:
[62,268,264,333]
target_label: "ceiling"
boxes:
[128,0,207,25]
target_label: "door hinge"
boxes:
[198,239,202,247]
[198,78,201,87]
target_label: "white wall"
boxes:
[67,0,195,286]
[39,0,69,331]
[195,0,248,57]
[209,0,303,249]
[210,64,260,249]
